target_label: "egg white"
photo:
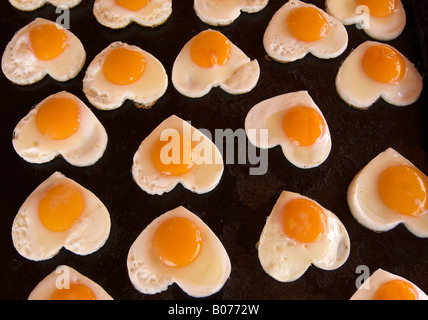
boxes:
[326,0,406,41]
[245,90,332,169]
[132,115,224,195]
[336,41,423,109]
[28,265,113,300]
[11,172,111,261]
[9,0,82,11]
[258,191,350,283]
[127,206,231,298]
[12,91,108,167]
[347,148,428,237]
[83,41,168,110]
[194,0,268,26]
[1,18,86,85]
[263,0,348,63]
[93,0,172,29]
[172,29,260,98]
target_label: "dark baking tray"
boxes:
[0,0,427,300]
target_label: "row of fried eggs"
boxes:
[4,0,427,300]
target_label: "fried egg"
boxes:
[127,206,231,298]
[245,91,331,169]
[132,115,224,195]
[28,265,113,300]
[172,29,260,98]
[194,0,269,26]
[12,172,111,261]
[336,41,423,109]
[347,148,428,237]
[2,18,86,85]
[12,91,108,167]
[258,191,350,282]
[93,0,172,29]
[351,268,428,300]
[326,0,406,41]
[263,0,348,63]
[83,42,168,110]
[9,0,82,11]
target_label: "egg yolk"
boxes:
[282,198,327,244]
[287,7,329,42]
[35,97,80,140]
[115,0,148,11]
[282,106,325,147]
[378,165,428,217]
[362,44,405,84]
[375,280,418,300]
[103,47,146,85]
[356,0,397,18]
[152,217,202,268]
[190,30,231,68]
[50,283,96,300]
[38,183,84,232]
[29,24,68,61]
[151,133,196,176]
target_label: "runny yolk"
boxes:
[375,280,418,300]
[38,183,85,232]
[103,47,146,85]
[50,283,96,300]
[152,217,202,268]
[287,7,329,42]
[190,30,232,68]
[29,24,68,61]
[378,165,428,217]
[282,106,325,147]
[281,198,327,244]
[151,133,196,176]
[361,44,405,84]
[35,97,80,140]
[356,0,397,18]
[115,0,148,11]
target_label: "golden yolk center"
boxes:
[38,183,84,232]
[362,44,405,84]
[378,165,428,217]
[356,0,397,18]
[152,217,202,268]
[190,30,232,68]
[50,283,96,300]
[282,198,327,244]
[375,280,418,300]
[35,97,80,140]
[103,47,146,85]
[151,133,196,176]
[114,0,148,11]
[282,106,325,147]
[287,7,329,42]
[29,24,68,61]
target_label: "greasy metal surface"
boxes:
[0,0,427,300]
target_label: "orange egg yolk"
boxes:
[282,198,327,244]
[362,44,405,84]
[287,7,329,42]
[152,217,202,268]
[50,283,96,300]
[38,183,84,232]
[282,106,325,147]
[375,280,418,300]
[29,24,68,61]
[378,165,428,217]
[151,133,196,176]
[35,97,80,140]
[356,0,397,18]
[190,30,232,68]
[115,0,148,11]
[103,47,146,85]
